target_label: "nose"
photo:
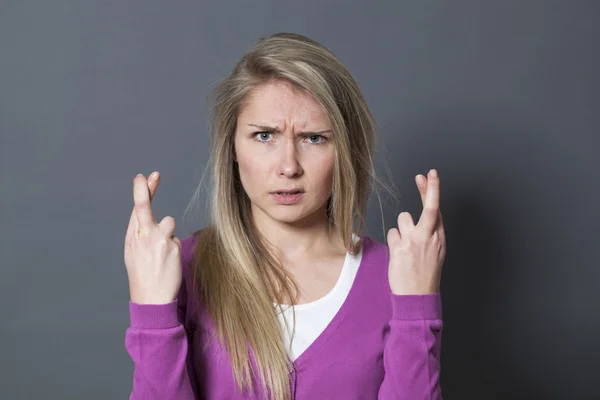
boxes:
[277,136,303,178]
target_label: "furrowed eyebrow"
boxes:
[247,124,331,135]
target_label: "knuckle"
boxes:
[159,216,176,229]
[411,229,426,242]
[403,231,416,242]
[136,200,150,210]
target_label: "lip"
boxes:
[271,188,305,195]
[271,190,304,205]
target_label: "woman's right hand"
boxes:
[124,172,183,305]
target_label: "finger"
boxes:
[387,227,401,247]
[416,172,443,229]
[418,169,440,234]
[148,171,160,201]
[172,235,181,249]
[436,211,446,243]
[397,211,415,235]
[416,174,427,207]
[126,172,160,238]
[133,174,157,232]
[424,169,440,210]
[436,224,446,246]
[158,215,177,237]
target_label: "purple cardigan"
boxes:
[125,234,443,399]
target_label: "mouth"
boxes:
[273,190,304,195]
[271,189,305,205]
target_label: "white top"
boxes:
[275,234,363,361]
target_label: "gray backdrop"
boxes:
[1,1,598,399]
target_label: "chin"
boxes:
[250,196,329,226]
[268,203,329,226]
[267,208,309,224]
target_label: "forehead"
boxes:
[238,80,329,128]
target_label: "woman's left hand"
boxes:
[387,169,447,295]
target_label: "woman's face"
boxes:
[234,80,335,227]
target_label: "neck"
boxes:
[251,205,344,261]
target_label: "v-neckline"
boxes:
[290,236,373,372]
[280,239,352,311]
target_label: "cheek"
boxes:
[312,155,335,191]
[237,155,268,195]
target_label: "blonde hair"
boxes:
[187,32,392,399]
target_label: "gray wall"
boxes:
[1,1,598,399]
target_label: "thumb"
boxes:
[387,227,401,246]
[158,215,177,237]
[172,235,181,249]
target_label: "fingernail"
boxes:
[417,175,425,185]
[150,171,159,180]
[430,169,438,178]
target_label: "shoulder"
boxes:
[361,235,390,264]
[179,228,206,277]
[355,235,391,290]
[180,232,199,264]
[176,230,204,320]
[349,235,393,316]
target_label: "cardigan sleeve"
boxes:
[125,235,199,399]
[125,298,196,399]
[378,293,443,400]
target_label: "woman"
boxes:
[124,32,446,400]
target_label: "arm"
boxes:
[378,293,443,400]
[125,287,196,399]
[124,172,197,399]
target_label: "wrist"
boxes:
[389,282,440,296]
[129,299,180,329]
[390,292,442,320]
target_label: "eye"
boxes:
[253,132,273,142]
[307,135,326,144]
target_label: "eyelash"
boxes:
[252,131,328,145]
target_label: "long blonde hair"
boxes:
[188,32,388,399]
